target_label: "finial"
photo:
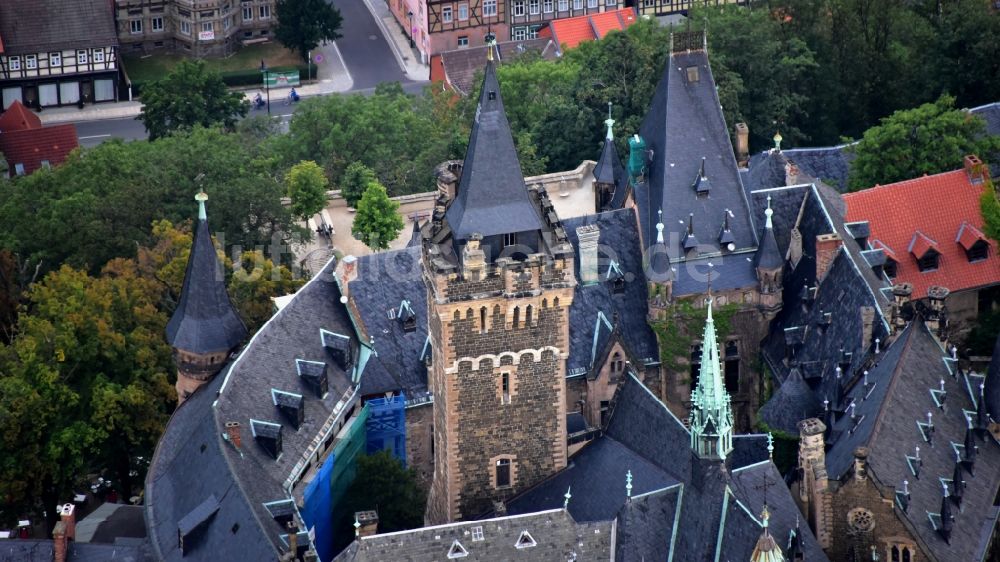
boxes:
[605,102,614,141]
[564,486,572,510]
[773,132,783,152]
[761,504,770,528]
[625,470,633,499]
[764,195,773,229]
[902,480,909,495]
[656,209,665,244]
[486,32,495,61]
[195,190,208,221]
[354,514,361,537]
[706,262,714,300]
[766,433,774,460]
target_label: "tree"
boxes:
[286,160,329,220]
[847,95,1000,190]
[229,250,304,333]
[340,161,378,208]
[274,0,343,60]
[0,261,174,526]
[138,60,248,140]
[352,182,404,251]
[340,451,425,535]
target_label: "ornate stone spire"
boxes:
[690,297,734,460]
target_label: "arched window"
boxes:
[542,298,548,308]
[553,297,559,307]
[891,546,900,562]
[525,305,533,326]
[466,308,474,319]
[512,307,520,328]
[454,310,461,320]
[902,547,911,562]
[480,307,487,333]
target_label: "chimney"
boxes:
[462,234,487,280]
[355,510,379,537]
[58,503,76,541]
[853,447,870,481]
[964,154,988,185]
[797,418,831,549]
[925,285,950,342]
[860,306,875,351]
[891,283,913,332]
[337,255,358,296]
[784,160,801,185]
[576,225,601,285]
[814,233,843,283]
[52,521,68,562]
[492,500,507,517]
[225,421,242,449]
[435,161,462,202]
[734,123,749,168]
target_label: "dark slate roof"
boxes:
[984,330,1000,421]
[0,0,118,55]
[671,252,758,297]
[633,49,755,254]
[563,210,660,373]
[334,509,612,561]
[148,258,363,560]
[349,247,429,399]
[505,435,677,522]
[145,369,276,562]
[593,134,629,210]
[731,434,771,469]
[727,461,827,561]
[742,150,791,193]
[781,145,855,192]
[90,504,148,543]
[826,321,1000,562]
[755,221,783,270]
[970,102,1000,137]
[445,58,545,241]
[406,220,422,247]
[166,214,247,355]
[1,539,154,562]
[566,412,587,434]
[613,484,681,560]
[758,368,822,434]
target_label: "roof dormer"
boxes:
[908,231,940,272]
[692,157,711,196]
[956,222,989,263]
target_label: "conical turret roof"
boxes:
[445,48,544,242]
[166,192,247,355]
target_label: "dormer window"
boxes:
[398,300,417,333]
[271,389,304,430]
[250,419,283,460]
[957,222,990,263]
[966,240,989,262]
[296,359,329,398]
[917,251,939,272]
[884,257,898,278]
[686,65,699,83]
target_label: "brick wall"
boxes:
[405,403,434,490]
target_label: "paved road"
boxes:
[75,0,423,147]
[74,82,427,148]
[329,0,410,89]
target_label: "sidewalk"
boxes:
[360,0,429,82]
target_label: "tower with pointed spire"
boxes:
[646,208,673,320]
[689,298,734,460]
[423,41,576,524]
[166,191,247,403]
[754,196,783,315]
[592,102,630,212]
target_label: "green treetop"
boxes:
[351,182,404,251]
[286,160,330,220]
[137,60,248,140]
[274,0,343,60]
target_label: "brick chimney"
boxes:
[798,418,831,549]
[964,154,988,185]
[734,123,749,168]
[814,233,843,283]
[52,521,68,562]
[338,255,358,295]
[58,503,76,541]
[853,447,870,481]
[225,421,242,449]
[355,510,379,537]
[925,285,950,343]
[891,283,913,333]
[576,225,601,285]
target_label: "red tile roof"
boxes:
[548,7,637,51]
[957,222,987,251]
[0,123,79,176]
[844,169,1000,298]
[0,100,42,132]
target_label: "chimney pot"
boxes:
[964,154,988,184]
[225,421,242,449]
[355,510,379,537]
[59,503,76,541]
[814,233,843,283]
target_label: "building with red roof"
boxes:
[843,155,1000,332]
[0,100,79,176]
[538,7,636,52]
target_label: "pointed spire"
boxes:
[445,49,544,243]
[683,213,698,251]
[656,209,665,244]
[593,103,627,197]
[166,192,247,359]
[751,504,785,562]
[939,483,954,543]
[755,195,782,272]
[690,296,734,460]
[625,469,633,499]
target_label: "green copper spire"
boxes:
[689,297,734,460]
[195,190,208,221]
[605,102,615,141]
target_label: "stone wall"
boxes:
[828,475,921,561]
[405,403,434,490]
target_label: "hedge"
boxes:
[130,64,310,98]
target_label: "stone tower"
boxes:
[165,191,247,404]
[689,298,734,460]
[755,197,783,315]
[422,44,576,524]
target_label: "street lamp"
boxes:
[259,59,271,115]
[407,11,415,48]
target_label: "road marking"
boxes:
[79,134,111,140]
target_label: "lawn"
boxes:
[123,42,304,83]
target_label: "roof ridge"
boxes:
[844,168,968,195]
